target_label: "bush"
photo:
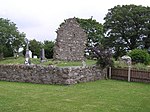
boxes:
[114,61,128,68]
[91,45,114,68]
[128,49,150,65]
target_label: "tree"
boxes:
[143,6,150,51]
[29,39,42,58]
[43,40,54,59]
[12,32,26,57]
[103,5,150,59]
[0,18,25,58]
[3,43,13,57]
[76,17,104,58]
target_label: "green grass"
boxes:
[114,61,150,71]
[0,80,150,112]
[0,57,25,65]
[0,57,96,67]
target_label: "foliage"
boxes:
[3,43,13,57]
[91,44,113,68]
[143,6,150,50]
[76,17,104,58]
[0,80,150,112]
[114,61,150,71]
[133,63,150,71]
[0,18,25,58]
[128,49,150,65]
[103,5,150,59]
[114,61,128,68]
[43,40,54,59]
[28,39,43,58]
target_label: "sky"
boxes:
[0,0,150,42]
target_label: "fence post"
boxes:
[109,67,111,79]
[128,66,131,82]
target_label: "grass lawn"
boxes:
[0,80,150,112]
[0,57,96,67]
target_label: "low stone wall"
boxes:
[0,64,106,85]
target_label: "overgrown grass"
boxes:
[114,61,150,71]
[0,57,96,67]
[0,80,149,112]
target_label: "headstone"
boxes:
[121,55,132,66]
[29,50,32,58]
[40,48,46,62]
[33,55,38,59]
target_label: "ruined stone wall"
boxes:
[53,18,87,61]
[0,64,106,85]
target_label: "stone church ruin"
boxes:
[53,18,87,61]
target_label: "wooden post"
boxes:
[109,67,111,79]
[128,66,131,82]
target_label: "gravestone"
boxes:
[29,50,32,58]
[40,48,46,62]
[53,18,87,61]
[33,55,38,59]
[121,55,132,66]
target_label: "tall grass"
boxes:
[114,61,150,71]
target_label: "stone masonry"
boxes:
[0,64,106,85]
[53,18,87,61]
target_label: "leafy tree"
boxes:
[103,5,150,59]
[0,18,25,58]
[76,17,104,58]
[28,39,43,58]
[3,43,13,57]
[143,6,150,51]
[43,40,54,59]
[12,32,26,57]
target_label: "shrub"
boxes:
[114,61,128,68]
[128,49,150,65]
[91,45,114,68]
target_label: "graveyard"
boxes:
[0,18,150,85]
[0,7,150,111]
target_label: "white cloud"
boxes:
[0,0,150,41]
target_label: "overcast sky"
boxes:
[0,0,150,42]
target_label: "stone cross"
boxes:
[24,38,31,65]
